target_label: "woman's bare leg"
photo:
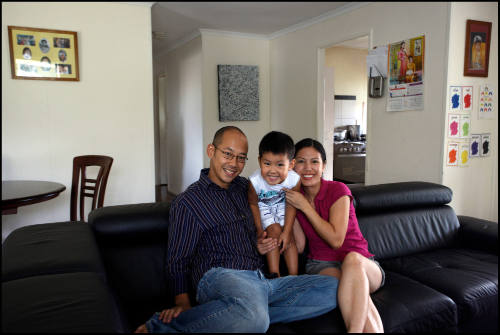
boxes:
[337,252,383,333]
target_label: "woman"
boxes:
[284,138,385,333]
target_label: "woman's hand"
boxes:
[158,303,191,323]
[278,230,292,254]
[257,230,278,255]
[283,188,311,212]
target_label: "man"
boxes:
[136,126,338,333]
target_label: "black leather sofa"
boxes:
[2,182,497,333]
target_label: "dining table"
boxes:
[2,180,66,215]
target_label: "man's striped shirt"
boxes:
[167,168,263,296]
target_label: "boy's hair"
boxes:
[294,138,327,163]
[259,131,295,161]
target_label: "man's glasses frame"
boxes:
[213,146,248,163]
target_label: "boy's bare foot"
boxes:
[135,324,148,333]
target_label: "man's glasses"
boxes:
[214,146,248,163]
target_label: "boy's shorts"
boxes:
[260,203,285,230]
[305,257,386,290]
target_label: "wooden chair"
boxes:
[70,155,113,221]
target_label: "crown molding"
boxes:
[268,2,371,40]
[121,2,155,8]
[162,30,202,55]
[200,29,268,40]
[158,2,371,55]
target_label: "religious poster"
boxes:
[387,35,425,112]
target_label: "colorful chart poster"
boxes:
[479,84,494,119]
[462,86,473,111]
[470,134,481,157]
[459,114,471,138]
[447,142,459,166]
[448,114,460,138]
[387,35,425,112]
[459,143,470,166]
[481,134,491,157]
[449,86,462,110]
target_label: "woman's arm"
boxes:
[293,218,306,254]
[285,189,349,250]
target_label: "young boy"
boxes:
[248,131,301,277]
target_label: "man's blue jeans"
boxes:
[145,267,339,332]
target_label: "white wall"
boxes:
[201,32,271,178]
[2,3,155,241]
[442,2,498,221]
[270,2,451,185]
[325,46,368,132]
[164,37,204,194]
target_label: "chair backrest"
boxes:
[71,155,113,221]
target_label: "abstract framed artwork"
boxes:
[8,26,79,81]
[463,20,492,77]
[218,65,259,121]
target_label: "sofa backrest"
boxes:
[349,182,460,260]
[88,202,171,329]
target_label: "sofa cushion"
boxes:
[371,271,457,332]
[381,248,498,329]
[350,182,453,214]
[1,272,125,332]
[2,222,106,282]
[358,206,460,260]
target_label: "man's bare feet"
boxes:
[134,324,148,333]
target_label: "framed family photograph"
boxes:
[463,20,492,77]
[8,26,79,81]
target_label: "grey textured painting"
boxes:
[218,65,259,121]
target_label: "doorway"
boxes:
[317,35,369,184]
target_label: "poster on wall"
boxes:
[462,86,473,111]
[449,86,462,111]
[446,142,459,166]
[479,84,494,119]
[480,134,491,156]
[387,35,425,112]
[448,114,460,138]
[459,114,471,138]
[470,134,481,157]
[459,143,470,167]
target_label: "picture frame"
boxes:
[8,26,79,81]
[463,20,492,77]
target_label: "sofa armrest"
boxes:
[457,215,498,254]
[88,202,170,239]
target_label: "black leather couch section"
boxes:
[351,181,453,214]
[2,272,124,332]
[2,182,497,333]
[351,182,498,333]
[2,221,106,282]
[89,202,172,330]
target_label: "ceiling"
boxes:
[150,2,368,53]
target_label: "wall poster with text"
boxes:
[387,35,425,112]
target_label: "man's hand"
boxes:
[257,230,278,255]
